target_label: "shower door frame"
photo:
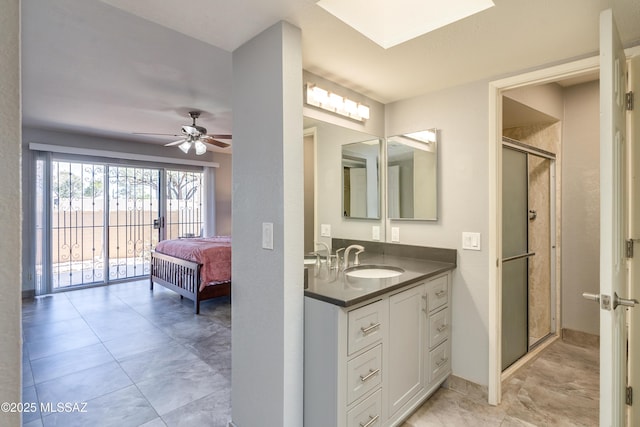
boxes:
[501,138,557,367]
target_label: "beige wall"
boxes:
[0,0,22,424]
[562,81,600,335]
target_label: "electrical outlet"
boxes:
[320,224,331,237]
[372,226,380,241]
[391,227,400,242]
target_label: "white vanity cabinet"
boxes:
[304,272,451,427]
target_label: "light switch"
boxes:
[262,222,273,250]
[372,226,380,241]
[391,227,400,242]
[320,224,331,237]
[462,232,481,251]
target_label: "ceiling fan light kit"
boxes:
[135,110,232,155]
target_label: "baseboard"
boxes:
[443,375,488,402]
[22,290,35,299]
[562,328,599,348]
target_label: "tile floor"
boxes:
[22,281,599,427]
[402,339,599,426]
[21,280,231,427]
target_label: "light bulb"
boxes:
[178,141,192,154]
[194,141,207,155]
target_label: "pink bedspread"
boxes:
[154,236,231,291]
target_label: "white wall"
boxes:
[562,80,600,335]
[212,152,232,236]
[0,0,22,424]
[385,80,491,386]
[231,21,303,427]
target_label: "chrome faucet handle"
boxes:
[354,248,365,266]
[334,248,346,270]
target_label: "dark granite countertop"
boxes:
[304,252,455,307]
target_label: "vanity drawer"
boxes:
[426,275,448,312]
[348,300,384,355]
[428,340,450,383]
[428,307,449,349]
[347,345,382,405]
[347,388,382,427]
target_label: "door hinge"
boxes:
[627,91,634,111]
[627,386,633,406]
[627,239,634,258]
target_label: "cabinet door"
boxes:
[388,284,425,415]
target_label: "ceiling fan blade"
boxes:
[133,132,182,137]
[207,134,232,139]
[202,138,231,149]
[164,139,187,146]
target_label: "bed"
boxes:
[150,236,231,314]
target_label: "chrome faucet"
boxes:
[314,242,330,262]
[343,244,365,269]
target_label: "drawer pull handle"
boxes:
[360,368,380,382]
[435,290,447,297]
[437,324,447,333]
[436,357,449,367]
[360,322,381,335]
[359,414,380,427]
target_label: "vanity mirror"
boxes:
[342,139,381,219]
[387,129,438,220]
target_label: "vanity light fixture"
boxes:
[306,83,370,122]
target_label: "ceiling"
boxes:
[21,0,640,149]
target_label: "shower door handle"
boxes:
[502,252,536,263]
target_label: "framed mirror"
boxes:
[387,129,438,220]
[342,139,381,219]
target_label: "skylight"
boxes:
[317,0,495,49]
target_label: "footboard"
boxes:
[150,250,201,303]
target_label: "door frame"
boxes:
[488,44,640,405]
[488,55,598,405]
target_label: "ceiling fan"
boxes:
[135,111,231,155]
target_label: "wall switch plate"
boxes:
[372,226,380,241]
[262,222,274,250]
[320,224,331,237]
[462,232,481,250]
[391,227,400,242]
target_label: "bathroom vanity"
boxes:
[304,241,456,427]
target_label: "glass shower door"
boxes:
[502,147,530,370]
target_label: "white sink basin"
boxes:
[345,265,405,279]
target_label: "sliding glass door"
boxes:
[41,156,207,293]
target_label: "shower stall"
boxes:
[502,137,557,370]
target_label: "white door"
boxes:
[599,9,636,426]
[627,54,640,426]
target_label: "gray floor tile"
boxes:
[103,328,176,361]
[137,367,229,416]
[30,343,114,384]
[41,385,158,427]
[26,328,100,360]
[22,385,42,424]
[161,388,231,427]
[23,317,94,344]
[139,418,168,427]
[119,342,201,383]
[36,361,132,407]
